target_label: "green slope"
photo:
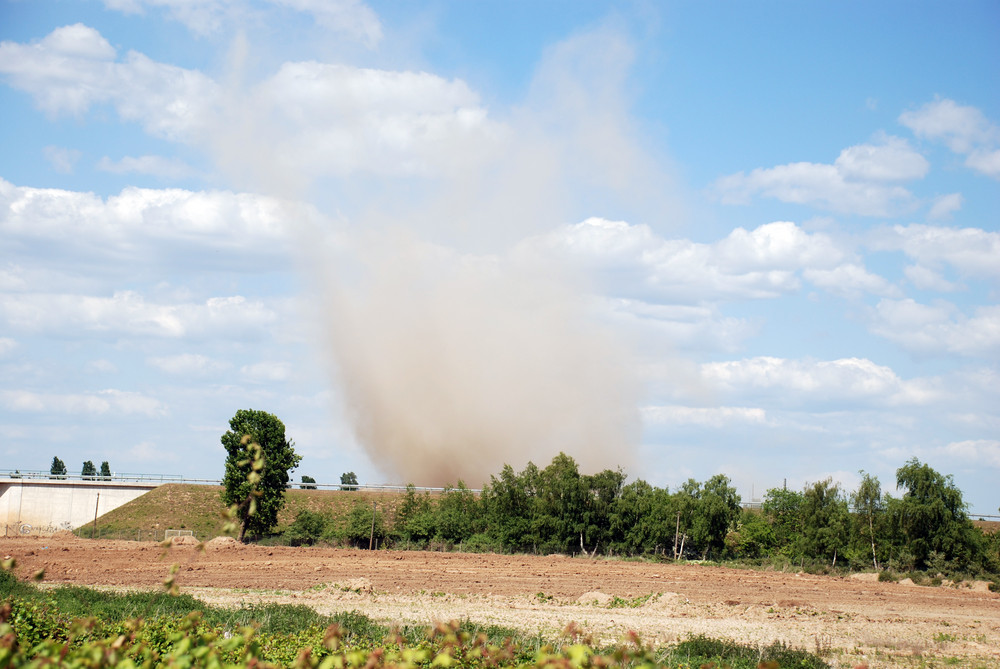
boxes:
[85,484,411,540]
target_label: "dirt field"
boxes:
[3,535,999,668]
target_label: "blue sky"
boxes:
[1,1,998,514]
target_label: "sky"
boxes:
[1,1,998,514]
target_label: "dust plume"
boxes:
[318,234,640,486]
[208,24,670,487]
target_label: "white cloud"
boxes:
[803,263,899,298]
[148,353,230,375]
[642,405,768,427]
[834,135,929,181]
[269,0,382,47]
[927,192,963,220]
[528,218,886,303]
[702,356,938,406]
[2,25,502,183]
[0,389,165,416]
[604,297,757,353]
[942,439,1000,469]
[714,136,926,216]
[102,0,382,45]
[43,145,82,174]
[0,178,297,268]
[899,98,1000,180]
[964,149,1000,179]
[869,223,1000,279]
[903,264,960,292]
[869,299,1000,358]
[0,25,218,141]
[245,61,500,179]
[96,155,198,180]
[0,291,277,339]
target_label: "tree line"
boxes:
[47,457,112,480]
[285,452,999,576]
[219,408,999,576]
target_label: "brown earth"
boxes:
[3,535,999,667]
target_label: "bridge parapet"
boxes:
[0,477,162,537]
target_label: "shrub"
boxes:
[463,532,500,553]
[284,509,331,546]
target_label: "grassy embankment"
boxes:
[81,484,410,540]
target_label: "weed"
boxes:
[609,592,660,608]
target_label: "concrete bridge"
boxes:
[0,476,162,537]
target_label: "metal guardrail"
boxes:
[0,470,478,494]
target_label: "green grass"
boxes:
[2,570,830,668]
[79,484,414,541]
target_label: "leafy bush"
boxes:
[284,509,331,546]
[674,634,830,669]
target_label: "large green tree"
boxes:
[221,409,301,542]
[481,463,539,552]
[799,478,851,566]
[893,458,979,570]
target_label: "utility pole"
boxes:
[92,493,100,539]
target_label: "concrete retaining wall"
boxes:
[0,478,157,536]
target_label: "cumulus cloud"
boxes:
[526,218,886,303]
[869,299,1000,358]
[0,389,165,416]
[943,439,1000,469]
[702,356,939,407]
[0,24,218,140]
[714,136,926,216]
[602,298,758,353]
[869,224,1000,279]
[833,135,929,182]
[0,291,277,339]
[903,264,961,292]
[241,61,501,180]
[900,98,1000,179]
[0,178,297,271]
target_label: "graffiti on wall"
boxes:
[2,521,73,537]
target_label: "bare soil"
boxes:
[3,535,999,667]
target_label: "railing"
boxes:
[0,470,188,484]
[0,470,478,494]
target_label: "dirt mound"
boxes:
[52,530,79,541]
[849,572,879,582]
[206,536,238,548]
[169,535,199,546]
[578,591,612,605]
